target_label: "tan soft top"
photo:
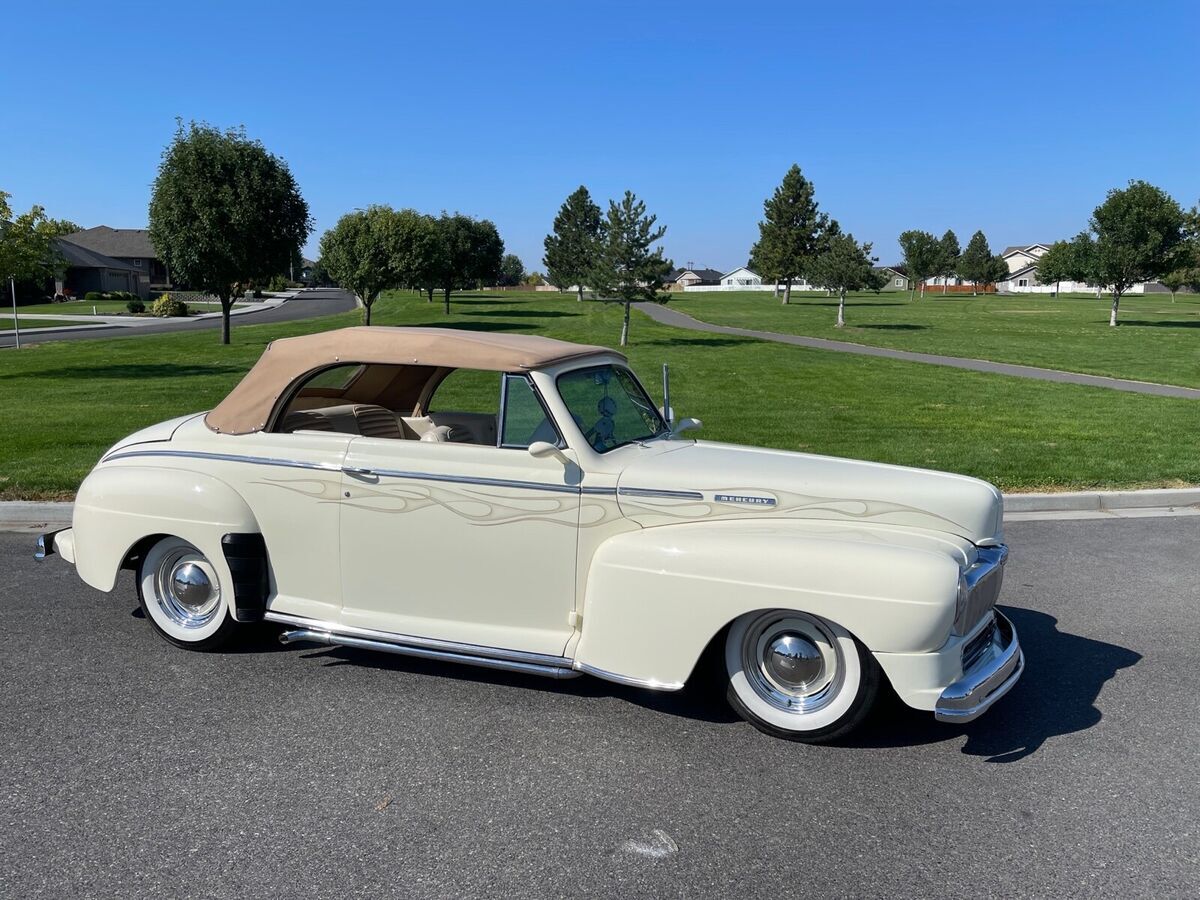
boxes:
[205,326,622,434]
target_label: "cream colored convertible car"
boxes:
[39,327,1022,742]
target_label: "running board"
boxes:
[276,625,581,680]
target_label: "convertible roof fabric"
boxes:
[205,326,621,434]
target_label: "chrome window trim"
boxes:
[498,372,564,451]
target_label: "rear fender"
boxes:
[73,465,260,597]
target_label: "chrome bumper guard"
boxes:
[935,609,1023,723]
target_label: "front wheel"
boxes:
[137,536,239,650]
[725,609,880,742]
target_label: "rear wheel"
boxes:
[724,609,880,742]
[137,536,238,650]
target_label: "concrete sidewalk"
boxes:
[5,488,1199,533]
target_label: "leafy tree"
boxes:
[956,230,995,295]
[149,121,311,344]
[808,233,884,328]
[1062,231,1103,297]
[897,230,940,300]
[0,194,63,299]
[590,191,673,346]
[319,206,431,325]
[497,253,525,287]
[1161,204,1200,301]
[1159,268,1199,302]
[983,254,1010,292]
[543,186,602,301]
[1088,180,1186,326]
[428,213,503,313]
[749,164,835,304]
[1033,241,1073,295]
[524,271,546,286]
[936,229,960,293]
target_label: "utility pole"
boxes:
[10,275,20,349]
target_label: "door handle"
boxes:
[341,466,375,476]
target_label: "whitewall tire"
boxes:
[724,609,880,742]
[137,536,238,650]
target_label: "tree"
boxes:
[1160,204,1200,302]
[428,213,503,313]
[897,230,940,300]
[808,233,884,328]
[982,254,1010,292]
[1088,180,1187,326]
[1033,240,1073,296]
[319,206,431,325]
[1063,231,1102,298]
[149,121,311,344]
[937,229,960,293]
[590,191,673,346]
[543,186,602,301]
[749,164,835,304]
[956,230,995,295]
[497,253,525,287]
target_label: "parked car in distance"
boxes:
[39,326,1022,742]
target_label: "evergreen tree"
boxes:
[808,233,884,328]
[956,230,993,295]
[590,191,673,346]
[897,230,940,300]
[937,229,960,293]
[749,164,835,304]
[543,186,602,301]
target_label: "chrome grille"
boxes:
[962,618,996,672]
[956,545,1008,635]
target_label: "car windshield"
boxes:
[556,364,668,452]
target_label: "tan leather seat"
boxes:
[350,404,403,439]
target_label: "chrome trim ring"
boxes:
[740,612,845,714]
[153,546,222,629]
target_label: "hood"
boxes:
[615,440,1004,545]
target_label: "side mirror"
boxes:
[528,441,570,464]
[672,417,702,437]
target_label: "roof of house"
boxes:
[685,267,725,282]
[880,265,908,276]
[205,327,624,434]
[720,266,758,278]
[61,225,158,259]
[53,237,137,271]
[1002,263,1040,280]
[1001,243,1052,257]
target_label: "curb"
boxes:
[5,489,1200,532]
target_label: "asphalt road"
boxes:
[0,288,358,350]
[2,517,1197,898]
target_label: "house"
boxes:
[1001,243,1052,274]
[720,266,762,287]
[59,226,171,293]
[665,266,724,289]
[875,266,910,291]
[53,238,147,299]
[298,257,318,284]
[994,241,1156,294]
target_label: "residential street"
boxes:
[2,516,1197,897]
[0,288,358,350]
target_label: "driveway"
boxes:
[0,288,358,349]
[2,516,1196,897]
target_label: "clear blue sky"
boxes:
[3,1,1196,271]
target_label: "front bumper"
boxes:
[934,609,1023,723]
[36,527,75,563]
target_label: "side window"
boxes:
[500,375,558,448]
[426,368,499,416]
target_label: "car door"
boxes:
[338,372,580,657]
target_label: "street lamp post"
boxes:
[9,275,20,350]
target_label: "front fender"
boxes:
[574,519,961,688]
[73,464,260,593]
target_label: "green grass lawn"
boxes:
[669,290,1200,388]
[1,289,1198,499]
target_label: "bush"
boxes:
[150,294,188,317]
[126,299,145,314]
[268,274,289,292]
[83,291,105,303]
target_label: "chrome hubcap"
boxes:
[741,612,845,714]
[765,634,824,691]
[153,546,221,629]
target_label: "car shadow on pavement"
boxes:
[847,607,1142,761]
